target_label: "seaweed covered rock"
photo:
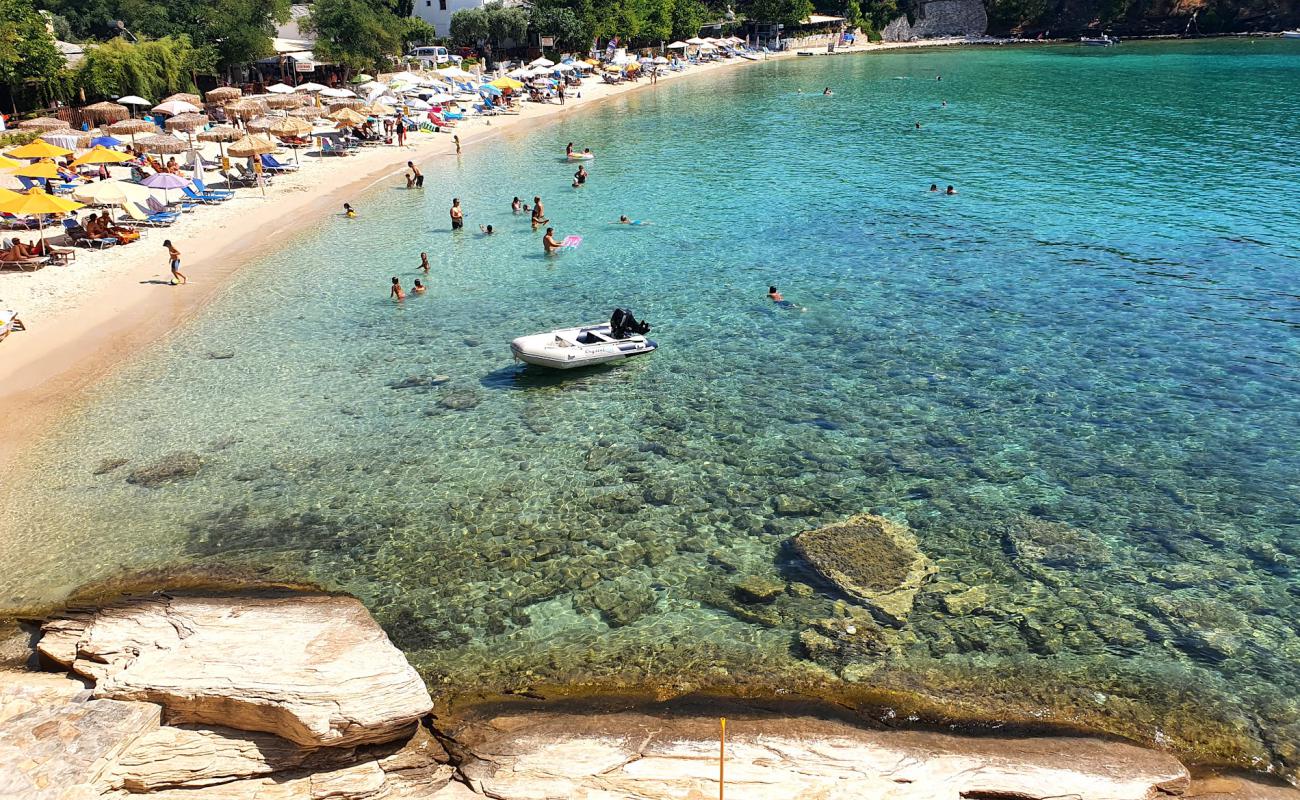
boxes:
[125,452,202,487]
[1001,516,1113,580]
[792,514,936,625]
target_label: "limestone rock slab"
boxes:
[792,514,936,624]
[38,594,433,747]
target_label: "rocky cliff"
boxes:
[984,0,1300,36]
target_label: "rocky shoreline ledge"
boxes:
[2,592,1297,800]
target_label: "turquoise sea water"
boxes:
[3,39,1299,773]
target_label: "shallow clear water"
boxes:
[4,39,1299,773]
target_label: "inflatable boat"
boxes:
[511,309,656,369]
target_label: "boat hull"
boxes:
[511,325,657,369]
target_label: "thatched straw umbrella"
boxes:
[82,101,129,124]
[265,94,303,110]
[18,116,68,131]
[224,98,269,121]
[244,116,274,134]
[328,99,365,112]
[288,106,323,120]
[106,117,158,148]
[165,112,209,150]
[227,135,278,196]
[269,116,312,165]
[197,124,241,159]
[162,92,201,106]
[205,87,242,103]
[328,107,368,127]
[137,134,189,155]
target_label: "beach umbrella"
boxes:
[0,155,19,169]
[489,77,524,91]
[12,160,62,180]
[138,134,189,155]
[162,93,201,106]
[197,125,241,160]
[139,172,190,204]
[106,117,156,148]
[0,188,84,251]
[17,116,67,131]
[152,99,200,117]
[226,135,277,158]
[165,112,208,133]
[82,101,130,124]
[653,56,669,64]
[266,82,295,94]
[288,106,323,120]
[363,101,394,116]
[71,146,131,167]
[205,87,242,103]
[478,83,502,97]
[328,107,367,127]
[224,98,270,119]
[245,116,274,133]
[89,135,124,148]
[327,99,365,112]
[356,80,387,94]
[72,179,152,207]
[350,74,374,83]
[265,94,303,109]
[36,129,82,151]
[319,86,356,98]
[529,57,555,67]
[295,82,328,93]
[667,41,689,49]
[5,140,73,160]
[269,117,311,164]
[0,187,20,203]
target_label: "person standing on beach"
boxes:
[450,198,464,230]
[391,276,405,300]
[407,162,423,188]
[396,120,407,147]
[453,135,461,154]
[164,240,186,285]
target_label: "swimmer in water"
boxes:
[480,224,494,234]
[929,184,939,192]
[419,252,429,273]
[542,227,562,253]
[531,196,548,229]
[344,203,356,218]
[390,276,405,300]
[915,122,922,129]
[565,142,574,157]
[573,165,587,188]
[512,197,524,213]
[823,86,832,95]
[946,185,957,195]
[450,198,464,230]
[768,285,806,311]
[617,215,639,225]
[942,99,948,107]
[413,279,426,294]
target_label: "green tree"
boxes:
[669,0,709,40]
[529,4,588,50]
[448,5,488,45]
[304,0,404,77]
[745,0,814,27]
[0,0,66,110]
[842,0,863,27]
[199,0,289,75]
[74,34,200,101]
[449,2,526,48]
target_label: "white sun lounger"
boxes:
[0,310,24,343]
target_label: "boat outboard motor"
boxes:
[610,308,651,338]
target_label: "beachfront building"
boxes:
[411,0,525,38]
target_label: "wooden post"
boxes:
[719,717,726,800]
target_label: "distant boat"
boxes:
[1282,30,1300,38]
[1080,34,1119,46]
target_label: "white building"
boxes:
[410,0,525,41]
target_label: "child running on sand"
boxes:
[164,240,185,285]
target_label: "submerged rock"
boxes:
[38,594,433,748]
[792,514,936,625]
[125,452,202,488]
[733,576,786,605]
[1002,516,1113,572]
[438,389,482,411]
[389,374,451,390]
[92,457,129,476]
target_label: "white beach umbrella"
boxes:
[403,97,431,110]
[438,66,474,81]
[529,57,555,68]
[295,82,328,93]
[319,87,356,98]
[653,56,669,64]
[667,41,689,49]
[507,68,529,79]
[554,63,576,72]
[685,37,706,45]
[266,83,296,94]
[357,81,388,94]
[152,100,200,116]
[72,179,153,206]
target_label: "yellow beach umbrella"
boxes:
[5,140,74,160]
[489,77,524,90]
[0,154,19,170]
[71,146,132,167]
[0,188,85,251]
[0,187,21,204]
[12,160,63,180]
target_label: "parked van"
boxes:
[409,46,459,66]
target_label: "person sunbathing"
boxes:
[95,211,140,244]
[0,240,38,262]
